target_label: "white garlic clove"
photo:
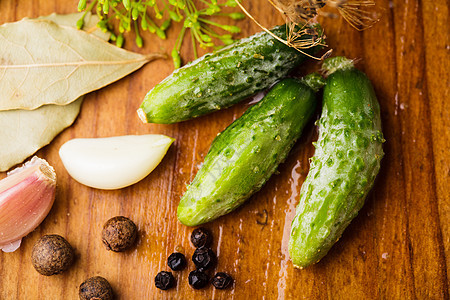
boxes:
[59,134,174,190]
[1,239,22,253]
[0,156,56,252]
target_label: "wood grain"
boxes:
[0,0,448,299]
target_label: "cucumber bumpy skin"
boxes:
[137,24,323,124]
[288,57,385,268]
[177,75,324,226]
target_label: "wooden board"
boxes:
[0,0,448,299]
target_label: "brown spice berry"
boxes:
[101,216,137,252]
[31,234,74,276]
[79,276,113,300]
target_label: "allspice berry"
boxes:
[31,234,74,276]
[101,216,137,252]
[79,276,113,300]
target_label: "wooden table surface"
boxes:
[0,0,448,299]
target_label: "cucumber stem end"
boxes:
[137,108,149,123]
[300,72,325,92]
[322,56,355,76]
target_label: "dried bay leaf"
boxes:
[0,14,112,171]
[0,19,163,110]
[0,98,83,171]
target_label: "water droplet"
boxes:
[326,158,334,166]
[224,148,234,158]
[318,189,327,197]
[361,178,368,186]
[355,157,365,171]
[314,171,320,179]
[343,129,350,138]
[376,131,385,143]
[330,178,342,188]
[274,135,281,141]
[356,137,369,148]
[342,181,350,191]
[347,149,355,158]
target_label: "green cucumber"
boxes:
[288,57,385,268]
[177,74,324,226]
[138,24,323,124]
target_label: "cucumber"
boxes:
[177,75,324,226]
[288,57,385,268]
[137,24,323,124]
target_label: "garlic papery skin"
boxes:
[0,156,56,252]
[59,134,174,190]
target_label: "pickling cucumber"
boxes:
[177,74,324,226]
[138,24,323,124]
[288,57,385,268]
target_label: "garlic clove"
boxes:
[0,156,56,252]
[59,134,174,190]
[1,239,22,253]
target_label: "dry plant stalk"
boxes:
[236,0,379,58]
[331,0,379,30]
[234,1,328,60]
[269,0,379,30]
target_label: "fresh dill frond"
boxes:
[77,0,245,68]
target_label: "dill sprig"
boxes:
[77,0,245,68]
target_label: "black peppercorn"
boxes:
[155,271,175,290]
[211,272,233,289]
[79,276,113,300]
[188,270,209,289]
[192,246,216,270]
[167,252,187,271]
[102,216,137,252]
[190,227,212,248]
[31,234,74,276]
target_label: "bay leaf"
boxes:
[0,13,112,172]
[0,19,163,110]
[38,12,111,41]
[0,98,83,171]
